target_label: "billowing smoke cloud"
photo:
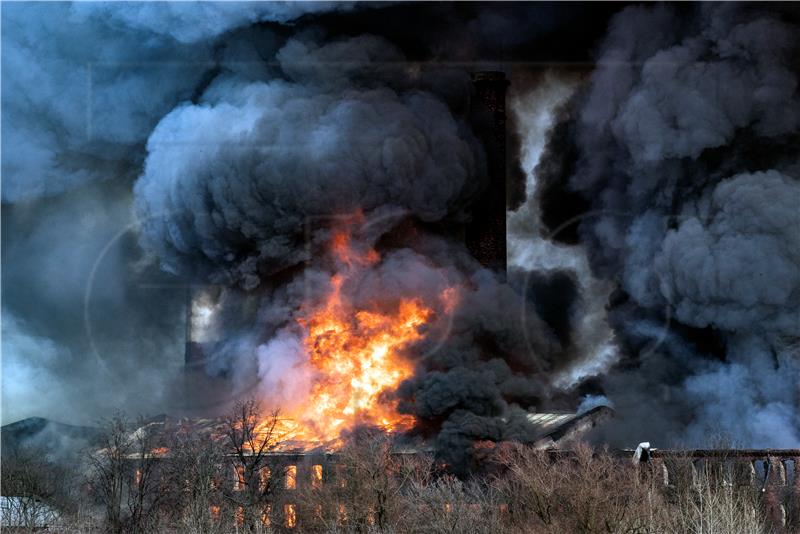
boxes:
[132,34,579,469]
[656,171,799,336]
[536,3,800,446]
[134,36,484,289]
[9,0,796,468]
[2,2,358,203]
[0,2,354,424]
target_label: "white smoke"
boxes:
[508,73,620,390]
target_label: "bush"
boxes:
[5,416,785,534]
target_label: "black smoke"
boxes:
[536,3,800,447]
[6,1,797,471]
[3,3,621,463]
[133,35,485,290]
[131,28,587,470]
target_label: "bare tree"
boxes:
[662,454,770,534]
[84,413,167,533]
[0,443,76,532]
[222,398,283,532]
[161,426,227,534]
[125,417,167,533]
[85,414,130,534]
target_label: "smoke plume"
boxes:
[5,1,797,467]
[134,35,485,289]
[133,34,577,468]
[535,3,800,447]
[0,2,355,424]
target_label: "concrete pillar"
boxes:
[763,457,786,530]
[652,457,669,486]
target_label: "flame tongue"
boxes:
[297,282,428,440]
[276,227,432,446]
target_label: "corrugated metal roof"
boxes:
[526,412,578,433]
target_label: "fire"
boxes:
[149,446,170,457]
[291,285,428,441]
[264,220,451,446]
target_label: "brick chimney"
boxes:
[467,71,509,276]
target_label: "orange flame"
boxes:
[267,222,446,446]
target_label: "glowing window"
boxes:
[285,465,297,490]
[284,503,296,528]
[259,467,271,492]
[210,505,221,520]
[336,464,347,488]
[311,464,323,488]
[234,506,244,527]
[261,505,271,527]
[234,465,245,491]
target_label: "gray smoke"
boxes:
[134,35,484,289]
[8,1,796,468]
[132,34,574,470]
[0,2,354,424]
[538,3,800,446]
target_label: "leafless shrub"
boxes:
[489,444,565,529]
[397,475,504,534]
[0,443,78,532]
[660,455,771,534]
[492,442,667,534]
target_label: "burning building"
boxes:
[173,69,608,459]
[4,2,800,532]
